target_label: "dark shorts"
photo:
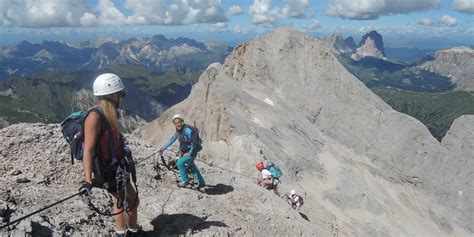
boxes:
[92,177,118,193]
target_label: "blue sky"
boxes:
[0,0,473,48]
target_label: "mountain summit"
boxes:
[325,33,356,54]
[353,30,386,60]
[139,28,473,235]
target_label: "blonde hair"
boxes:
[98,98,120,133]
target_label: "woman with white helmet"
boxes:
[78,73,140,237]
[160,114,206,192]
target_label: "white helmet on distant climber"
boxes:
[172,114,184,123]
[93,73,125,96]
[290,190,296,197]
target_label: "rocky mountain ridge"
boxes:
[0,35,231,80]
[421,46,474,91]
[352,31,386,60]
[324,33,356,55]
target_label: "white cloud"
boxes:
[326,0,441,20]
[357,25,381,33]
[233,24,247,34]
[249,0,310,25]
[96,0,127,26]
[306,19,321,30]
[441,14,458,26]
[124,0,227,25]
[281,0,309,18]
[212,22,227,31]
[452,0,474,14]
[418,14,458,27]
[249,0,280,24]
[0,0,227,27]
[0,0,91,27]
[227,5,243,16]
[418,18,437,26]
[80,12,97,27]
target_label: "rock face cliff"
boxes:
[421,46,474,91]
[324,33,356,55]
[352,31,386,60]
[442,115,474,160]
[138,28,473,236]
[1,29,472,236]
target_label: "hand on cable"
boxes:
[79,182,93,195]
[159,148,164,154]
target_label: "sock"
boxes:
[128,228,139,233]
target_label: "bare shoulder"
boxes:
[84,109,101,128]
[85,110,100,121]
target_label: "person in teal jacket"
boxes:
[160,114,205,191]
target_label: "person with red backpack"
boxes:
[78,73,140,237]
[256,161,280,196]
[160,114,205,192]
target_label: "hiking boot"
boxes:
[177,182,191,188]
[193,184,206,193]
[197,186,206,193]
[126,229,146,237]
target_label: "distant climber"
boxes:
[256,161,280,196]
[285,190,304,211]
[160,114,206,192]
[78,73,140,237]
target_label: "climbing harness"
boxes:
[87,154,139,218]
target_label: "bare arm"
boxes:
[83,111,101,184]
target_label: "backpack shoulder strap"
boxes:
[183,124,192,142]
[87,107,106,126]
[84,107,107,130]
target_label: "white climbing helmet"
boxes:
[172,114,184,123]
[93,73,125,96]
[290,190,296,197]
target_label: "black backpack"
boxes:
[183,123,203,153]
[60,107,109,164]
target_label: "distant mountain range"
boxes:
[327,30,473,93]
[325,30,474,140]
[0,35,232,80]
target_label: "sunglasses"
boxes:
[118,91,126,98]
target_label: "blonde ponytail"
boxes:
[98,99,120,133]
